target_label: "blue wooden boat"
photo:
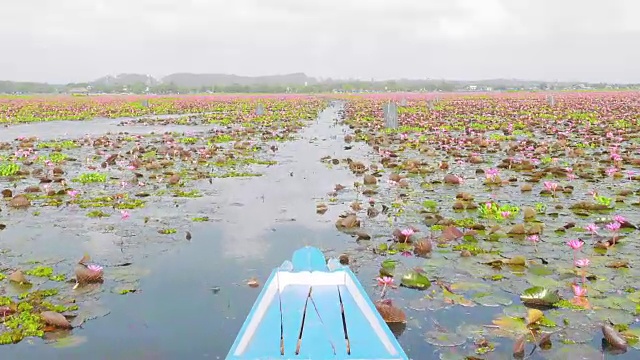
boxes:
[226,246,409,360]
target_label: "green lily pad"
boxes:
[50,335,87,348]
[628,291,640,303]
[503,304,528,318]
[401,270,431,290]
[520,286,561,307]
[472,292,513,307]
[589,308,635,325]
[545,344,601,360]
[424,331,466,347]
[528,264,554,276]
[381,259,399,271]
[526,275,560,289]
[590,296,637,313]
[558,328,595,344]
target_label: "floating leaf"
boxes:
[50,335,87,348]
[41,311,72,329]
[491,316,527,334]
[443,289,475,307]
[472,293,513,307]
[504,255,526,266]
[519,286,560,307]
[526,275,560,289]
[590,308,634,325]
[69,301,110,327]
[526,309,544,325]
[401,270,431,290]
[544,344,602,360]
[602,324,628,351]
[381,259,399,271]
[8,270,30,285]
[424,330,466,347]
[375,299,407,323]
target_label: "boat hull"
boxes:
[226,246,408,360]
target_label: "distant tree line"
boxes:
[0,80,638,95]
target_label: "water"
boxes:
[1,102,635,359]
[0,114,219,142]
[0,102,377,359]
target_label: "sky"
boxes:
[1,0,639,83]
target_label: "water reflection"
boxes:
[1,224,346,359]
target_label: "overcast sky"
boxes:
[1,0,638,83]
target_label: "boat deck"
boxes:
[227,247,408,359]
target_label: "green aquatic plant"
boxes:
[173,190,202,198]
[86,210,110,218]
[0,163,20,176]
[210,171,262,178]
[0,287,75,345]
[73,172,107,184]
[24,266,65,282]
[37,140,78,149]
[77,195,145,210]
[534,202,547,213]
[477,201,520,221]
[208,134,234,144]
[37,152,68,164]
[594,194,613,207]
[178,137,199,145]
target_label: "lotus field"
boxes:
[1,92,640,358]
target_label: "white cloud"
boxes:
[0,0,638,82]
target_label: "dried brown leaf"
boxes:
[41,311,72,329]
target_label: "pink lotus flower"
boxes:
[485,168,499,179]
[612,215,626,224]
[527,235,540,243]
[572,284,587,297]
[501,211,511,219]
[574,258,590,267]
[584,223,599,234]
[606,167,618,176]
[376,276,394,286]
[87,264,103,274]
[606,222,621,232]
[120,210,130,220]
[543,181,558,193]
[67,190,79,198]
[400,228,415,238]
[566,239,584,250]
